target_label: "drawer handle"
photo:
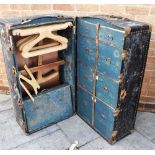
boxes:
[105,57,111,64]
[103,86,109,92]
[107,34,113,41]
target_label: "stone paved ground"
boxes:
[0,94,155,150]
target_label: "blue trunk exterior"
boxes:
[24,85,73,133]
[76,16,151,144]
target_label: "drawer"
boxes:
[97,43,122,80]
[94,98,114,140]
[23,85,73,133]
[77,36,96,67]
[77,19,97,38]
[99,26,125,48]
[77,61,94,93]
[77,86,93,125]
[96,72,119,109]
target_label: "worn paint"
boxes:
[24,85,73,133]
[0,15,75,134]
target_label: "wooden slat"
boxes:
[20,60,65,75]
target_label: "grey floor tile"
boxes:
[135,112,155,140]
[152,138,155,144]
[0,110,59,150]
[0,109,14,123]
[79,131,155,150]
[14,130,71,150]
[0,95,12,111]
[0,95,11,104]
[58,115,100,147]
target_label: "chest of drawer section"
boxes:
[94,98,115,140]
[77,86,93,125]
[77,61,94,93]
[97,44,123,80]
[77,36,96,67]
[96,72,119,109]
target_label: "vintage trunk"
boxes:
[0,15,75,133]
[0,14,151,144]
[76,16,151,144]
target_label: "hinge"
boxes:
[120,89,127,100]
[122,50,128,61]
[124,26,131,37]
[57,15,65,19]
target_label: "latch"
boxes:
[21,18,31,24]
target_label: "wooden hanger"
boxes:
[36,55,59,84]
[13,22,73,58]
[19,65,40,102]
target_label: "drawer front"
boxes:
[77,19,97,38]
[77,36,96,67]
[77,61,94,93]
[94,98,114,140]
[77,86,93,125]
[98,44,122,80]
[99,26,124,48]
[23,85,73,133]
[96,72,119,108]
